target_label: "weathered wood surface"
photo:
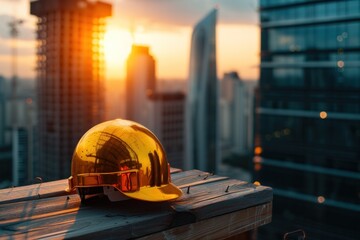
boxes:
[0,169,272,239]
[139,202,272,240]
[0,168,182,205]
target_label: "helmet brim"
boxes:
[117,182,183,202]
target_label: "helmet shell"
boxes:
[68,119,182,202]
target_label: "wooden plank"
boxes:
[0,194,176,239]
[139,202,272,240]
[171,169,229,188]
[0,197,271,240]
[0,172,243,225]
[0,170,273,239]
[174,179,273,220]
[170,167,182,174]
[0,194,81,225]
[0,168,182,205]
[0,179,69,205]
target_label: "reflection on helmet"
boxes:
[67,119,182,202]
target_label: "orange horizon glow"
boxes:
[103,23,259,82]
[103,27,133,81]
[0,10,259,82]
[0,23,260,82]
[0,1,260,82]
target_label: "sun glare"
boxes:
[100,24,259,81]
[102,25,191,81]
[103,28,133,80]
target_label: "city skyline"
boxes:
[0,1,358,238]
[0,0,259,82]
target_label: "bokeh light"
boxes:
[254,146,263,155]
[320,111,327,119]
[317,196,325,204]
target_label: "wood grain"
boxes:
[0,168,182,205]
[139,202,272,240]
[0,170,273,239]
[174,179,273,220]
[0,179,69,205]
[171,169,229,188]
[0,195,176,239]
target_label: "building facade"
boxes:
[255,0,360,239]
[30,0,111,181]
[220,72,254,157]
[185,9,219,173]
[148,92,185,169]
[0,77,11,188]
[0,76,5,146]
[126,45,184,169]
[0,78,37,187]
[11,98,37,186]
[0,145,12,188]
[126,45,156,127]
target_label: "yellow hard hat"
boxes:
[67,119,182,202]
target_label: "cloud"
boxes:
[112,0,258,28]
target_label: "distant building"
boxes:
[12,98,36,186]
[185,9,219,173]
[0,145,12,188]
[126,45,156,127]
[0,79,37,187]
[148,92,185,169]
[30,0,112,181]
[0,76,5,146]
[126,46,185,169]
[256,1,360,239]
[157,79,187,94]
[17,127,30,185]
[220,72,254,157]
[0,76,11,188]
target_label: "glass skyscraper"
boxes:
[185,9,219,173]
[30,0,112,181]
[126,45,156,127]
[255,1,360,239]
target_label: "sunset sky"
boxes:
[0,0,259,81]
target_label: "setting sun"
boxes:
[103,27,133,80]
[102,24,192,81]
[102,23,259,82]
